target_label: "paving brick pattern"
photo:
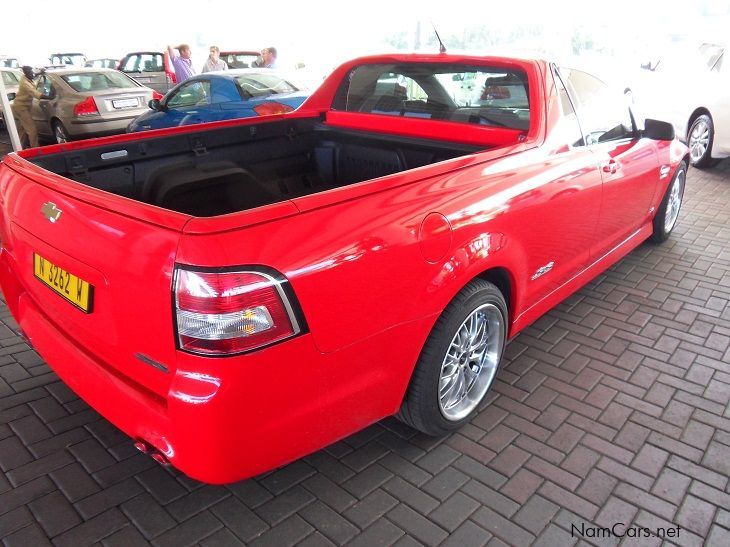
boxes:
[0,150,729,545]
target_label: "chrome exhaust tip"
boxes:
[133,440,151,454]
[134,439,170,465]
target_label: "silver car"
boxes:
[30,68,156,143]
[118,51,175,94]
[0,68,21,127]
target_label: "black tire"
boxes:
[52,120,70,144]
[687,114,718,168]
[651,161,687,243]
[397,279,507,436]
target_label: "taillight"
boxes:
[166,72,177,85]
[253,102,295,116]
[152,90,163,100]
[174,267,303,356]
[73,96,99,117]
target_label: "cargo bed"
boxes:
[24,118,483,217]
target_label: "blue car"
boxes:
[128,69,308,132]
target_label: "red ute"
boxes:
[0,54,689,483]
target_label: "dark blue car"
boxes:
[128,69,308,132]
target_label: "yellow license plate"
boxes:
[33,253,93,313]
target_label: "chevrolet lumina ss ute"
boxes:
[0,54,689,483]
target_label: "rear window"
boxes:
[121,54,164,73]
[332,63,530,131]
[2,71,20,86]
[234,74,298,98]
[61,72,139,92]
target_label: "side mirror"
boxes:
[148,98,165,112]
[643,118,675,141]
[452,74,463,82]
[7,92,16,101]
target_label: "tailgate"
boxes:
[0,160,184,397]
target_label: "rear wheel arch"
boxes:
[687,107,711,134]
[475,266,515,329]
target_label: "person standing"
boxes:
[202,46,228,73]
[253,47,278,69]
[11,66,42,149]
[167,44,196,83]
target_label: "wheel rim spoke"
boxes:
[438,303,505,421]
[664,170,684,232]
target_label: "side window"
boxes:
[562,68,634,145]
[167,80,211,108]
[36,75,53,97]
[211,79,239,104]
[552,68,584,148]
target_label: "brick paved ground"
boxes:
[0,144,729,545]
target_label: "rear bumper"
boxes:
[0,251,431,483]
[68,114,142,138]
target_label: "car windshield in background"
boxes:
[2,71,20,86]
[61,72,138,92]
[698,43,724,71]
[235,74,298,98]
[333,63,530,131]
[50,54,86,66]
[224,54,259,69]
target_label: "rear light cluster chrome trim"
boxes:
[172,264,307,357]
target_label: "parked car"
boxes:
[0,68,21,127]
[0,56,20,68]
[29,68,160,143]
[0,53,688,484]
[641,42,727,167]
[128,70,308,132]
[85,58,120,69]
[49,53,87,67]
[220,50,260,69]
[118,51,176,94]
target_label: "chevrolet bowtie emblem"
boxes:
[41,202,62,223]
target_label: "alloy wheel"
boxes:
[438,303,504,421]
[664,168,685,234]
[689,119,710,163]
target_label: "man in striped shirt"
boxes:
[167,44,196,83]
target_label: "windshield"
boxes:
[235,73,298,98]
[61,71,139,92]
[51,54,86,66]
[333,63,530,131]
[1,71,20,86]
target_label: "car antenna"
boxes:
[432,24,447,53]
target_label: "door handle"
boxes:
[602,160,619,174]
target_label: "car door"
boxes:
[161,79,213,127]
[515,67,604,305]
[560,67,660,258]
[31,75,56,137]
[206,78,241,122]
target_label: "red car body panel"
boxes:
[0,54,689,483]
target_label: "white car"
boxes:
[648,43,728,168]
[0,67,21,127]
